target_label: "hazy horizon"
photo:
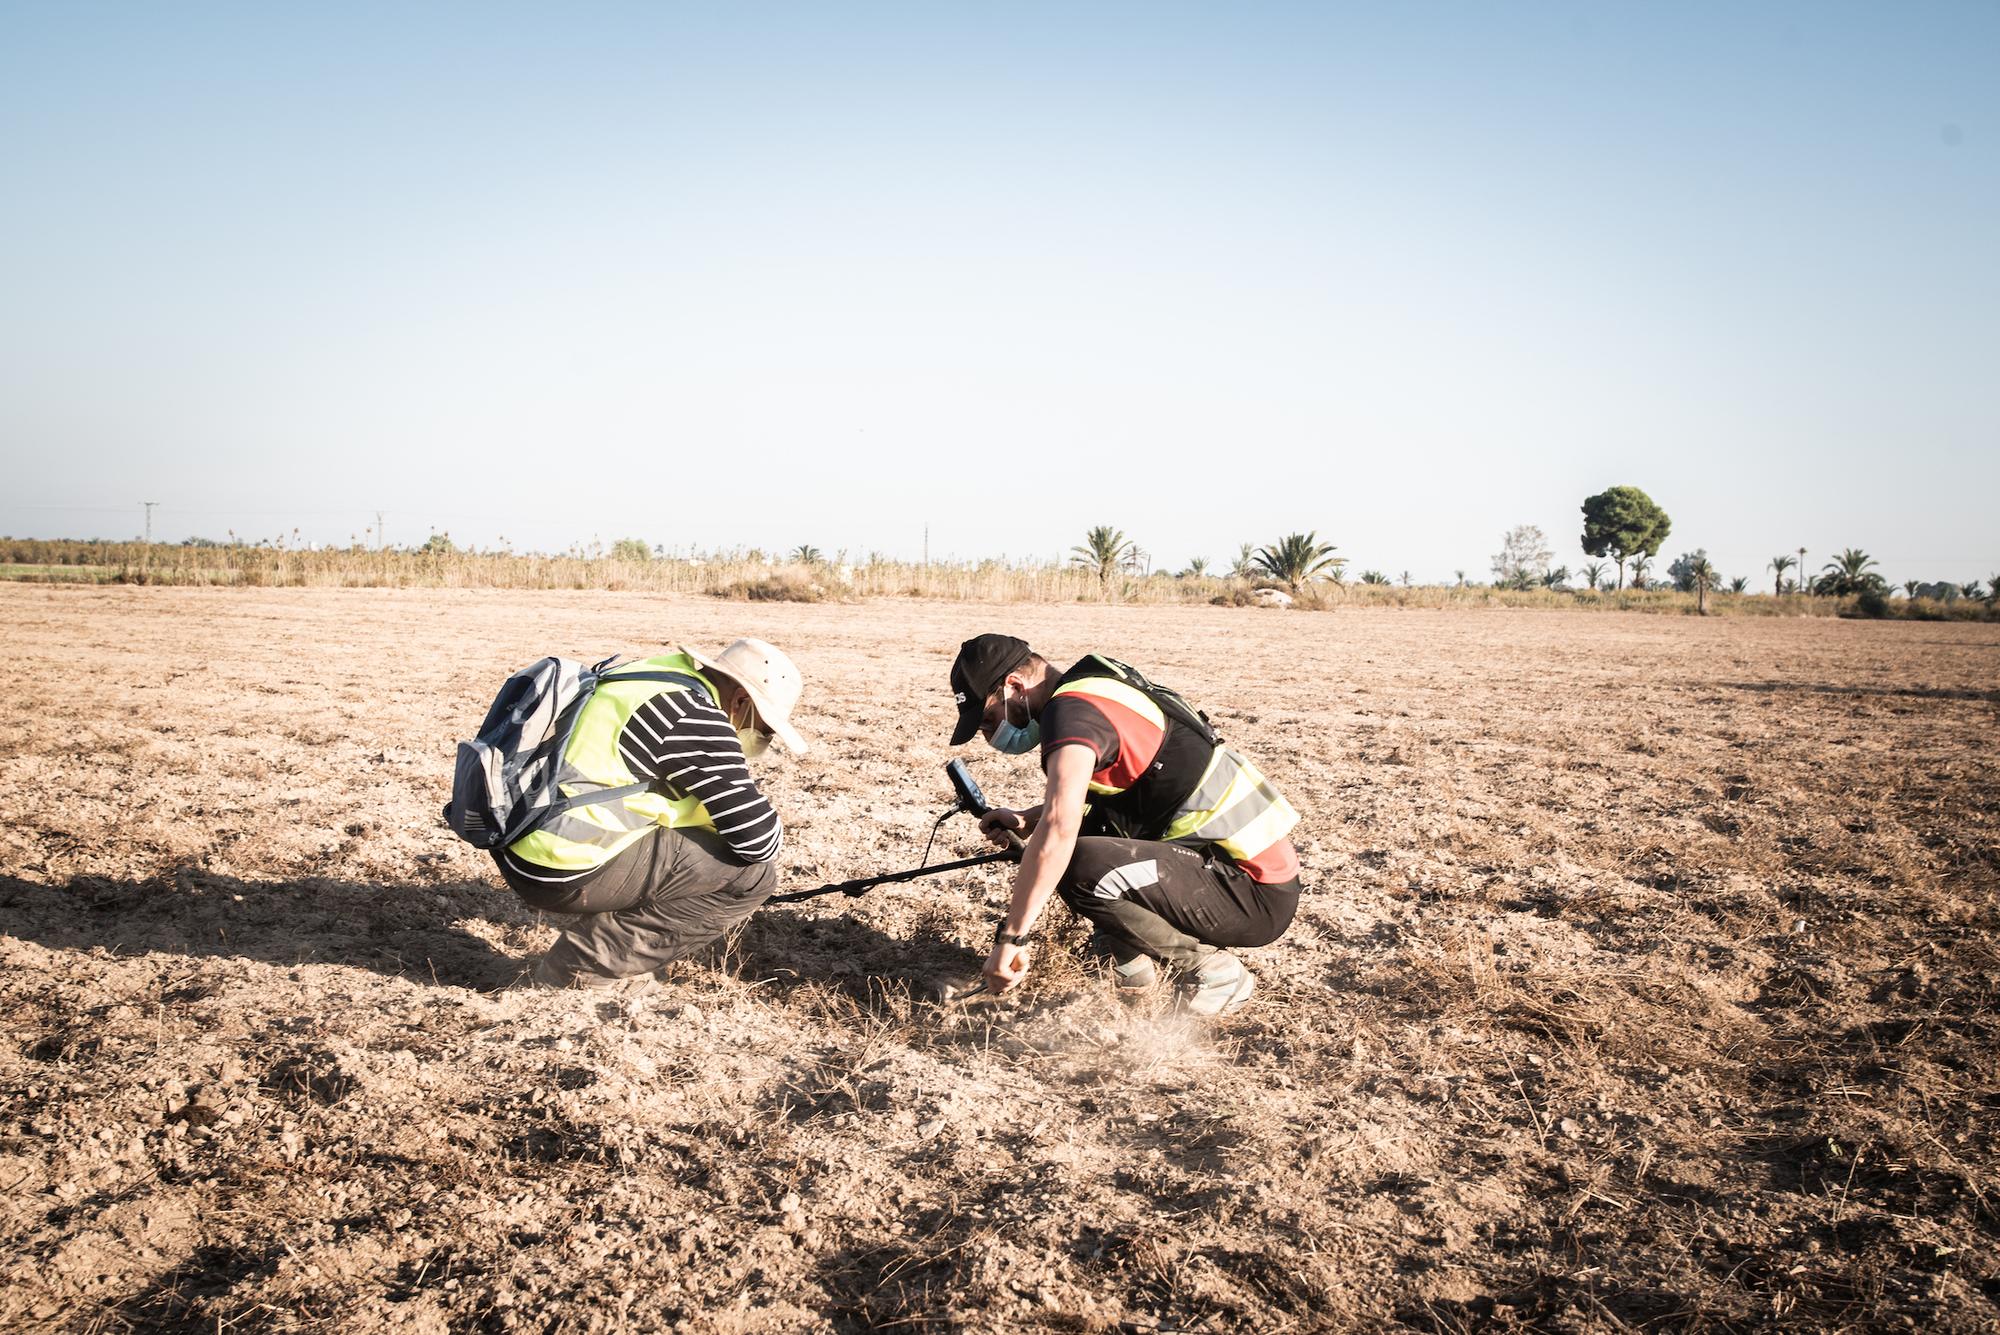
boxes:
[3,3,1995,587]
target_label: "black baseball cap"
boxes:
[949,633,1032,745]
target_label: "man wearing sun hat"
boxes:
[947,633,1302,1016]
[497,637,808,989]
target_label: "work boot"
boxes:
[1112,953,1160,996]
[1176,952,1256,1017]
[1089,931,1159,999]
[526,954,657,996]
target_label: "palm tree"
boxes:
[1629,553,1654,589]
[1903,580,1920,599]
[1769,554,1796,598]
[1070,526,1137,588]
[1580,561,1607,591]
[1689,554,1717,614]
[1227,543,1259,580]
[1179,556,1210,579]
[1818,548,1882,596]
[1254,532,1344,595]
[1728,577,1748,594]
[1960,581,1983,601]
[791,545,824,565]
[1359,569,1389,585]
[1541,566,1571,589]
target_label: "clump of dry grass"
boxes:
[710,570,836,602]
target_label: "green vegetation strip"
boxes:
[0,564,117,582]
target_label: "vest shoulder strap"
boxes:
[1065,654,1217,746]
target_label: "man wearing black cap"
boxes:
[948,634,1303,1015]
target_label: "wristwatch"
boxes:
[994,924,1032,947]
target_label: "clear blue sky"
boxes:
[2,2,1995,585]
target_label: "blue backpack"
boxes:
[442,656,698,850]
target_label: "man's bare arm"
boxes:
[981,745,1094,993]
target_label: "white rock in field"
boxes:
[1250,588,1293,608]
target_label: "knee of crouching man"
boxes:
[1059,847,1162,914]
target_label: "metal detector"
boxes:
[769,760,1023,905]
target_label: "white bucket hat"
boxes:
[686,638,809,756]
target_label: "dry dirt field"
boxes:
[1,585,1996,1333]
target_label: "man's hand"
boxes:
[977,808,1034,848]
[983,941,1031,993]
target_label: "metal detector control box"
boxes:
[945,759,991,817]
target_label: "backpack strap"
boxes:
[590,660,713,697]
[1074,654,1219,746]
[597,669,709,692]
[534,665,717,822]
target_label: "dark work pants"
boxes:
[1055,836,1301,971]
[498,826,777,983]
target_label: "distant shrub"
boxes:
[1868,596,1995,623]
[712,572,828,602]
[1850,589,1892,619]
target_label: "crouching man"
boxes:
[948,634,1302,1016]
[499,639,808,989]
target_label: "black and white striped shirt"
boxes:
[500,685,782,884]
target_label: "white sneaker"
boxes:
[1176,952,1256,1017]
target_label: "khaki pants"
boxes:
[499,826,777,985]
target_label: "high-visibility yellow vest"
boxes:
[1051,655,1298,866]
[506,653,723,872]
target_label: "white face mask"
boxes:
[728,695,772,759]
[986,680,1040,755]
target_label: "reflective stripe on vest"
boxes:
[1049,675,1165,795]
[1051,673,1298,863]
[1160,747,1299,864]
[507,653,721,872]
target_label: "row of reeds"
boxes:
[1,539,1942,615]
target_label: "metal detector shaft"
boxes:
[768,848,1017,904]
